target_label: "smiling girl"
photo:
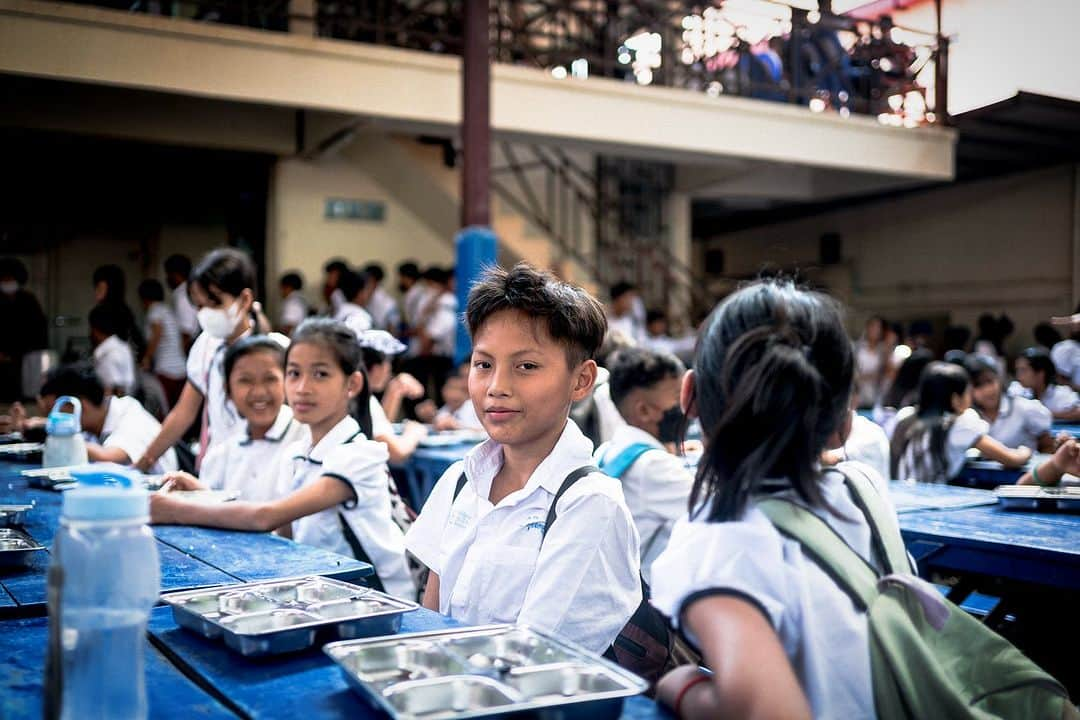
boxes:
[151,319,413,599]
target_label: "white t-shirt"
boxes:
[854,340,885,407]
[334,302,373,332]
[986,395,1050,450]
[93,335,137,395]
[651,464,896,720]
[366,286,400,332]
[172,282,199,338]
[595,424,693,584]
[145,302,187,380]
[200,405,308,502]
[99,395,177,473]
[843,414,891,482]
[894,407,988,483]
[424,292,458,357]
[186,332,241,457]
[279,292,309,330]
[1051,339,1080,386]
[275,415,413,599]
[405,419,641,654]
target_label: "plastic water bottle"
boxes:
[47,467,160,720]
[42,396,88,468]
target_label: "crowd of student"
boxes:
[0,248,1076,717]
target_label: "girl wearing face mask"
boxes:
[135,248,260,472]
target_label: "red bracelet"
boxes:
[674,671,713,718]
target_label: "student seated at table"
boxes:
[594,347,692,583]
[650,280,893,718]
[1011,347,1080,422]
[873,347,933,439]
[162,335,307,502]
[351,328,428,464]
[1018,437,1080,486]
[822,398,892,481]
[89,303,137,397]
[40,363,177,473]
[965,354,1056,453]
[890,361,1031,484]
[151,319,414,599]
[405,264,641,654]
[432,362,482,431]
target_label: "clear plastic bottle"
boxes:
[47,468,160,720]
[42,395,88,468]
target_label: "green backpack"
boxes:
[758,465,1076,720]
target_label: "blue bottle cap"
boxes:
[46,396,82,437]
[62,465,148,521]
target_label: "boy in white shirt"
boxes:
[406,263,641,654]
[363,263,400,332]
[595,347,693,583]
[277,272,310,337]
[41,363,177,473]
[138,279,187,407]
[89,303,137,396]
[332,269,373,331]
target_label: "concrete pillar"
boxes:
[665,191,692,329]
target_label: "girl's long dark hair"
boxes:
[288,319,373,439]
[688,280,854,523]
[890,361,970,483]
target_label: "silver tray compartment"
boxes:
[324,625,647,719]
[0,527,45,566]
[0,504,32,527]
[160,575,418,656]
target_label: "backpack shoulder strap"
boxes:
[830,463,911,574]
[757,498,879,612]
[452,471,468,501]
[598,442,655,479]
[540,465,600,543]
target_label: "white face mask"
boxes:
[0,281,17,295]
[197,300,243,339]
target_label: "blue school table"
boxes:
[400,441,477,508]
[1053,422,1080,437]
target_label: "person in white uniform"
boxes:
[151,319,413,599]
[165,254,199,350]
[965,354,1054,453]
[594,347,693,584]
[89,304,137,396]
[332,269,374,331]
[352,329,429,465]
[1013,346,1080,421]
[363,263,401,332]
[406,264,640,654]
[277,272,310,337]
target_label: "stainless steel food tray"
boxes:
[21,466,164,491]
[0,504,32,527]
[995,485,1080,512]
[0,527,45,566]
[162,576,418,656]
[0,442,43,459]
[324,625,648,719]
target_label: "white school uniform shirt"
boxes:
[93,335,137,395]
[436,400,482,430]
[369,395,394,439]
[275,415,413,599]
[145,302,187,380]
[200,405,307,502]
[843,414,891,481]
[593,376,627,444]
[894,407,987,483]
[596,424,693,584]
[172,282,199,338]
[424,292,457,357]
[652,464,897,720]
[99,396,177,474]
[279,291,309,330]
[985,395,1050,450]
[403,283,429,327]
[366,286,400,332]
[1051,339,1080,386]
[333,302,373,331]
[187,331,242,457]
[405,419,642,653]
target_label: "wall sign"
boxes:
[325,198,386,222]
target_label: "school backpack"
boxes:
[454,465,700,689]
[757,463,1076,720]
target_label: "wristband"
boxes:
[1032,464,1042,486]
[674,671,712,718]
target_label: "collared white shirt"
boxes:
[843,414,891,482]
[201,405,307,502]
[333,302,373,331]
[592,371,626,444]
[275,415,413,599]
[99,395,177,474]
[145,302,187,380]
[186,332,242,457]
[370,395,394,439]
[403,283,429,327]
[894,407,987,483]
[985,395,1050,450]
[405,419,641,653]
[366,286,400,332]
[93,335,137,395]
[596,424,693,584]
[172,281,199,337]
[652,465,894,720]
[1051,339,1080,386]
[279,291,309,330]
[423,292,457,357]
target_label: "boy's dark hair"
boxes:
[289,319,371,438]
[364,263,385,283]
[88,303,126,338]
[890,361,971,483]
[397,261,420,279]
[164,254,192,278]
[645,309,667,326]
[1021,346,1057,387]
[610,281,635,302]
[943,325,971,352]
[608,347,685,411]
[423,266,448,284]
[324,258,349,275]
[224,335,287,391]
[465,263,607,367]
[137,278,165,303]
[1034,322,1062,350]
[280,272,303,291]
[0,257,28,285]
[191,248,256,306]
[688,279,853,523]
[92,265,126,304]
[338,269,369,303]
[41,362,105,406]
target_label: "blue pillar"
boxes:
[455,226,498,365]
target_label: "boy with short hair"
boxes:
[89,303,137,396]
[596,347,694,583]
[278,272,310,336]
[405,263,641,654]
[41,363,177,473]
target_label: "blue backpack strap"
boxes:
[598,442,656,479]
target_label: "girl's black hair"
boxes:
[190,248,256,306]
[890,361,971,483]
[881,348,934,409]
[223,335,287,392]
[688,279,853,523]
[1019,346,1056,389]
[360,346,387,372]
[92,265,126,304]
[288,319,372,439]
[962,354,998,388]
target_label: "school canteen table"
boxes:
[0,460,373,617]
[399,440,478,507]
